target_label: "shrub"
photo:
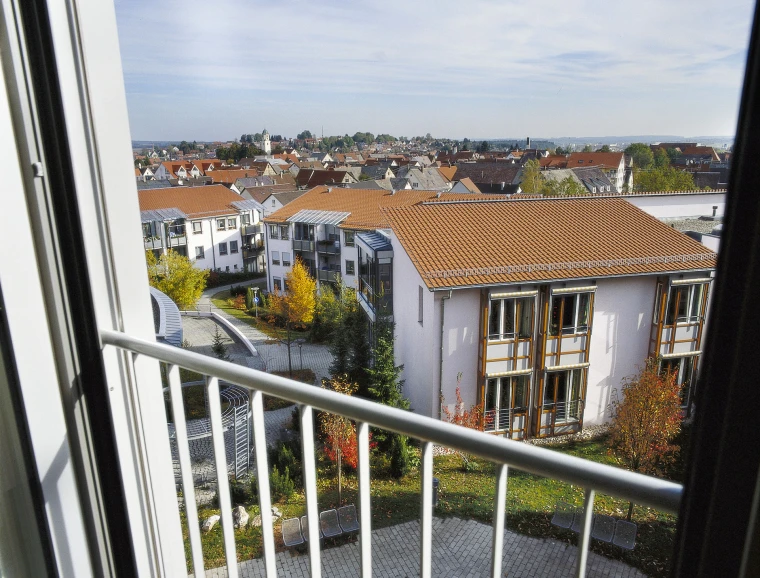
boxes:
[229,476,253,504]
[270,466,295,502]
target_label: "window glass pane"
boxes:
[518,298,533,338]
[544,373,556,403]
[489,301,500,338]
[485,379,497,411]
[561,295,575,333]
[502,299,515,336]
[499,378,510,411]
[690,284,704,319]
[513,376,528,408]
[665,286,678,324]
[577,293,590,329]
[674,287,688,321]
[549,297,560,336]
[556,372,568,403]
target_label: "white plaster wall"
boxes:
[439,289,482,413]
[391,232,439,417]
[266,237,293,292]
[341,244,359,289]
[187,217,241,271]
[585,276,657,426]
[626,193,726,220]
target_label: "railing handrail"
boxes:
[101,329,683,514]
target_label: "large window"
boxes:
[192,221,202,234]
[219,242,228,255]
[230,240,238,254]
[544,369,583,422]
[282,252,291,266]
[549,293,591,336]
[666,284,705,325]
[294,223,314,241]
[269,224,279,239]
[344,230,355,246]
[217,218,226,231]
[279,225,290,240]
[271,250,280,266]
[484,375,530,432]
[345,260,355,275]
[488,297,534,341]
[195,246,204,259]
[662,356,696,409]
[227,217,237,229]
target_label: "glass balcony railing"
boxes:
[100,329,682,578]
[144,236,163,250]
[293,239,315,252]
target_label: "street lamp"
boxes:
[294,338,305,371]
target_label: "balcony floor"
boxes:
[196,516,644,577]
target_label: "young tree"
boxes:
[441,377,486,471]
[653,147,670,168]
[269,258,316,377]
[596,144,611,153]
[321,376,361,504]
[608,359,682,519]
[634,166,696,192]
[210,326,231,361]
[520,159,545,194]
[146,250,209,310]
[367,318,411,477]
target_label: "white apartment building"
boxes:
[383,197,715,438]
[138,185,266,273]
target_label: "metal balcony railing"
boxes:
[100,330,682,578]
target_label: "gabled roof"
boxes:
[566,152,626,170]
[138,185,246,219]
[385,198,716,289]
[454,162,520,186]
[437,166,457,181]
[264,186,495,230]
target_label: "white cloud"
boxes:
[115,0,754,139]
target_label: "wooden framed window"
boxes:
[549,293,591,336]
[665,284,705,325]
[543,369,583,423]
[484,375,530,432]
[488,297,534,340]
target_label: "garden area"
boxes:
[183,431,683,577]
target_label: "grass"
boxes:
[210,290,309,342]
[182,435,677,576]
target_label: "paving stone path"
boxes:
[196,517,645,578]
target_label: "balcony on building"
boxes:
[357,231,393,322]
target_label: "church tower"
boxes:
[262,130,271,155]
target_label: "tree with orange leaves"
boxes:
[609,358,682,518]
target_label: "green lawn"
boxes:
[183,436,676,576]
[210,290,309,342]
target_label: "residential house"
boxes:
[453,161,521,193]
[382,198,716,436]
[395,166,452,191]
[360,165,395,181]
[448,178,482,193]
[295,168,357,188]
[137,185,266,273]
[565,152,632,191]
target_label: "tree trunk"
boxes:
[338,448,342,506]
[286,320,293,378]
[627,501,634,521]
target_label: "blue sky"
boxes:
[115,0,755,141]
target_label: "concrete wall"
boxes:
[187,216,243,272]
[626,192,726,220]
[391,231,439,417]
[585,276,657,425]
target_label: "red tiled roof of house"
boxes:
[384,197,716,289]
[566,152,625,170]
[138,185,244,219]
[264,186,497,230]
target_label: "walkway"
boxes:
[196,283,334,385]
[197,517,645,578]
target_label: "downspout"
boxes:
[210,220,217,270]
[438,289,453,419]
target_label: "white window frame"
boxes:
[666,283,705,325]
[195,246,205,259]
[192,220,202,234]
[269,224,279,239]
[544,369,584,423]
[346,259,355,276]
[227,217,236,229]
[217,218,226,231]
[282,252,291,267]
[230,240,238,254]
[219,242,228,255]
[272,250,280,266]
[484,375,531,432]
[549,292,591,336]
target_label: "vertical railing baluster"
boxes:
[575,489,596,578]
[491,464,508,578]
[357,421,372,577]
[251,391,276,577]
[420,441,433,578]
[300,405,321,577]
[207,376,238,577]
[167,364,204,577]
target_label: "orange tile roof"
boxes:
[264,186,496,230]
[437,166,457,181]
[384,198,716,289]
[138,185,246,219]
[566,152,625,170]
